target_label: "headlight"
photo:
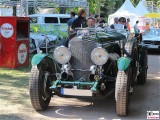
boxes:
[91,47,109,66]
[53,46,71,64]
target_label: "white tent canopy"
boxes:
[136,0,148,16]
[108,0,139,29]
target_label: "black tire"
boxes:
[125,41,138,86]
[115,67,132,116]
[137,49,148,84]
[29,59,54,110]
[137,70,147,84]
[29,39,37,54]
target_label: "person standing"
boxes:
[118,17,127,29]
[67,11,76,35]
[134,21,139,33]
[95,14,100,24]
[98,15,106,27]
[71,8,87,29]
[110,17,119,29]
[134,21,142,42]
[126,18,131,32]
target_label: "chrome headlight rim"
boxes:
[53,46,71,64]
[91,47,109,66]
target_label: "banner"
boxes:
[144,1,159,13]
[145,1,153,13]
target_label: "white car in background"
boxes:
[142,29,160,50]
[29,14,71,53]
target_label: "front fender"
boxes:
[32,54,61,73]
[117,57,131,71]
[31,54,48,65]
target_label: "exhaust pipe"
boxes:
[89,74,95,81]
[61,72,68,80]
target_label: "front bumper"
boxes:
[50,79,99,96]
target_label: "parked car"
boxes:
[29,14,71,53]
[29,28,148,116]
[142,29,160,50]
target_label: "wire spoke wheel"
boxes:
[125,41,138,84]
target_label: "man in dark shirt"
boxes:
[118,17,127,29]
[67,11,76,35]
[71,8,87,29]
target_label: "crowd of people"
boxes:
[67,8,106,36]
[67,8,133,33]
[67,8,150,42]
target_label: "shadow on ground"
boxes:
[0,114,25,120]
[35,76,160,120]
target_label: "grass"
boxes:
[0,55,33,115]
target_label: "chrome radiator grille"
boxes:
[69,38,98,81]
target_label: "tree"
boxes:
[87,0,98,14]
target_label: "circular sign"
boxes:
[0,23,14,38]
[18,44,27,64]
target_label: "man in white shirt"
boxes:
[134,21,142,42]
[134,21,140,34]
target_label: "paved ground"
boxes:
[0,51,160,120]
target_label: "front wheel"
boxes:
[29,59,54,110]
[115,66,132,116]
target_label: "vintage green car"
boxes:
[29,28,148,116]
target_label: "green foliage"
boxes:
[87,0,160,19]
[87,0,141,18]
[87,0,99,14]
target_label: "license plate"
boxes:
[148,45,159,49]
[61,88,93,96]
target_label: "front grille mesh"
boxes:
[69,38,98,81]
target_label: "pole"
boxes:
[13,0,18,16]
[21,0,28,16]
[13,6,17,16]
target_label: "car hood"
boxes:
[30,32,58,41]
